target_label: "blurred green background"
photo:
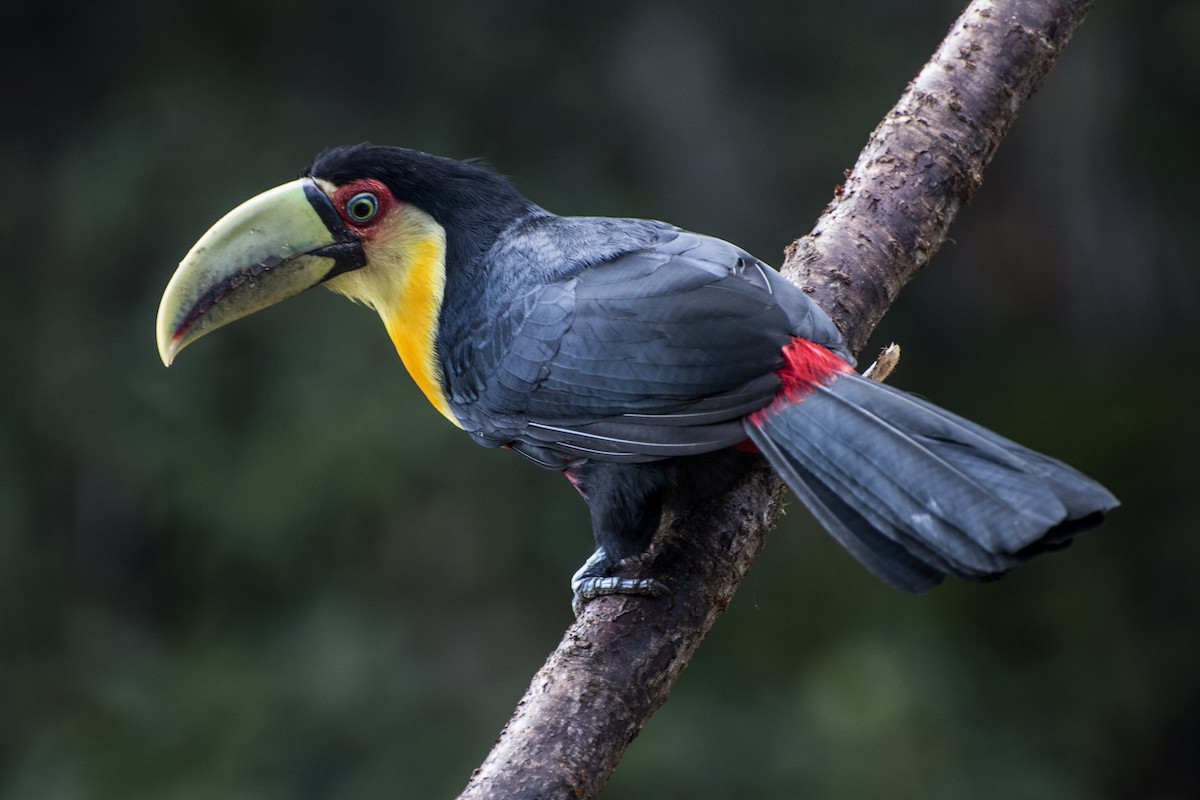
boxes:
[2,0,1196,797]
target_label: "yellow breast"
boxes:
[382,234,459,425]
[322,201,461,428]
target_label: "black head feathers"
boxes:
[306,144,538,274]
[306,144,533,229]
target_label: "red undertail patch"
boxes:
[563,468,583,492]
[748,338,853,426]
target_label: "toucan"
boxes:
[156,144,1117,608]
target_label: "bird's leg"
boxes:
[570,547,667,617]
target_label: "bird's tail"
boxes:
[744,341,1117,592]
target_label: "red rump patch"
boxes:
[747,338,852,426]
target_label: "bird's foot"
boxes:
[570,547,667,617]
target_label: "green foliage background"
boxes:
[2,1,1196,797]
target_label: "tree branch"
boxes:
[458,1,1095,797]
[785,0,1093,352]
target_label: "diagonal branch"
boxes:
[458,1,1095,797]
[785,0,1094,351]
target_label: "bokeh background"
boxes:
[2,0,1197,797]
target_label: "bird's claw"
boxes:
[570,548,667,617]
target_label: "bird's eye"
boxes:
[345,192,379,223]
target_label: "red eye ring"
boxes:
[332,179,393,228]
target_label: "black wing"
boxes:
[447,221,848,464]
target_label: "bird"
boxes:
[156,143,1117,609]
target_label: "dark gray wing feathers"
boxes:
[447,217,848,463]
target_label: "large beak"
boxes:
[156,177,366,366]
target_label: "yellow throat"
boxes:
[322,197,461,427]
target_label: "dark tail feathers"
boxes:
[745,373,1117,592]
